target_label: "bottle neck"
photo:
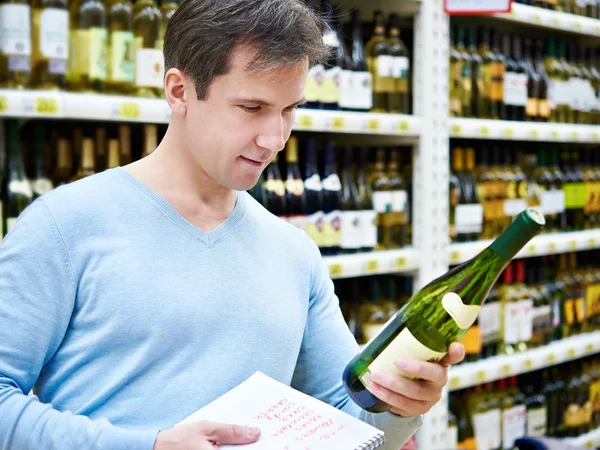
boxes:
[489,209,545,263]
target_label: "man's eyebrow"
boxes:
[230,97,306,108]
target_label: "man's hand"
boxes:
[368,342,465,417]
[154,420,261,449]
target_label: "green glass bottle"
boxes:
[342,208,545,412]
[133,0,162,97]
[2,120,32,237]
[0,0,32,89]
[106,0,134,95]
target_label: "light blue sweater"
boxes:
[0,167,421,450]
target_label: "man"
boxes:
[0,1,464,449]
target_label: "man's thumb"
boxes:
[198,421,261,444]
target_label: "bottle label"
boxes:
[376,55,393,77]
[564,183,587,209]
[322,174,341,192]
[457,437,477,450]
[32,178,53,197]
[455,203,483,234]
[540,190,555,215]
[527,406,547,437]
[9,180,33,198]
[321,65,341,105]
[391,56,409,79]
[322,30,338,48]
[459,325,481,355]
[89,28,107,81]
[551,298,561,327]
[526,97,538,118]
[503,199,527,217]
[305,211,325,248]
[372,191,392,213]
[553,189,566,213]
[340,210,362,250]
[502,405,526,449]
[358,327,447,391]
[305,64,324,103]
[0,4,31,56]
[284,179,304,196]
[564,404,581,428]
[39,8,68,60]
[503,72,527,107]
[338,69,354,109]
[391,190,407,213]
[304,174,322,192]
[264,179,285,197]
[361,209,377,248]
[135,45,164,88]
[286,214,307,233]
[8,56,29,72]
[474,409,501,450]
[69,29,88,78]
[109,31,134,83]
[519,298,534,342]
[353,71,373,110]
[479,301,501,344]
[48,58,66,75]
[441,292,481,330]
[322,210,342,248]
[491,62,505,103]
[503,302,520,344]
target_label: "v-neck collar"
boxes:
[114,167,247,248]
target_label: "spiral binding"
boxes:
[355,433,385,450]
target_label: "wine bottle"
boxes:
[283,136,306,231]
[477,26,495,119]
[119,124,132,165]
[31,0,68,90]
[340,146,362,254]
[336,12,353,111]
[68,0,107,93]
[133,0,162,98]
[535,39,550,123]
[366,10,390,113]
[524,38,540,122]
[371,149,391,250]
[142,124,157,158]
[491,29,505,120]
[342,208,545,412]
[319,0,340,110]
[556,40,572,123]
[0,0,31,88]
[303,137,325,250]
[449,26,462,117]
[106,138,120,169]
[303,0,322,109]
[466,27,484,118]
[387,150,408,248]
[349,9,372,112]
[322,139,342,255]
[356,147,377,252]
[387,14,410,115]
[70,138,96,182]
[106,0,135,95]
[449,148,460,243]
[456,26,473,118]
[31,124,54,199]
[95,126,107,172]
[52,138,72,186]
[502,35,527,121]
[2,120,32,237]
[264,153,286,217]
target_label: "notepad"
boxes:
[177,371,385,450]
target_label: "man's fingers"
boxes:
[371,372,442,402]
[439,343,465,367]
[369,382,433,416]
[197,421,261,444]
[394,359,449,386]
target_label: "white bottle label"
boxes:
[519,298,534,342]
[474,410,500,450]
[553,189,566,213]
[391,190,407,213]
[377,55,393,77]
[0,4,31,56]
[442,292,481,329]
[503,302,521,344]
[373,191,392,213]
[340,210,362,250]
[323,209,342,247]
[9,180,33,198]
[361,209,377,248]
[527,406,547,437]
[540,190,555,215]
[503,72,527,107]
[487,408,502,450]
[40,8,68,59]
[322,174,341,191]
[359,327,447,391]
[286,215,307,233]
[135,49,164,88]
[479,301,501,342]
[32,178,53,196]
[304,174,323,191]
[503,199,527,217]
[353,71,373,110]
[391,56,409,78]
[455,203,483,234]
[503,405,526,449]
[322,30,339,48]
[339,69,354,109]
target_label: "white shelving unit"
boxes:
[448,331,600,391]
[565,427,600,448]
[324,248,418,279]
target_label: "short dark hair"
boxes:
[164,0,329,100]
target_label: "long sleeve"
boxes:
[291,233,422,450]
[0,199,159,450]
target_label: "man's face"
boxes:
[183,47,308,192]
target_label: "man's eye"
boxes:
[241,106,261,113]
[284,106,299,113]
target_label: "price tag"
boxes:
[571,131,579,141]
[329,263,343,277]
[549,242,557,252]
[298,114,313,128]
[394,257,407,269]
[451,124,462,135]
[476,370,486,383]
[530,128,539,139]
[504,127,514,138]
[331,116,345,130]
[533,13,542,23]
[551,130,560,140]
[449,377,461,390]
[551,17,560,26]
[366,118,380,131]
[524,359,533,370]
[569,240,577,250]
[593,132,599,141]
[450,251,461,264]
[527,244,536,254]
[574,21,582,31]
[479,126,490,137]
[35,97,59,115]
[589,238,596,248]
[398,120,410,132]
[365,259,380,273]
[547,353,556,364]
[119,102,140,120]
[0,95,7,113]
[568,347,576,358]
[594,25,600,34]
[501,364,511,376]
[586,343,594,352]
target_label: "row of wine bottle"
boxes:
[0,119,159,237]
[449,356,600,449]
[302,0,412,114]
[450,143,600,243]
[450,25,600,125]
[248,137,413,255]
[514,0,600,17]
[0,0,178,96]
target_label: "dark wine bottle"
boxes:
[304,137,325,250]
[340,146,362,254]
[343,208,545,413]
[264,153,286,217]
[284,136,306,231]
[321,139,342,255]
[349,9,373,112]
[31,124,54,200]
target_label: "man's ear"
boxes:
[164,68,191,117]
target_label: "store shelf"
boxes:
[447,331,600,392]
[0,89,422,136]
[564,427,600,448]
[323,247,418,280]
[450,118,600,143]
[494,3,600,37]
[449,229,600,265]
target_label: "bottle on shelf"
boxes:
[52,138,73,187]
[303,0,322,109]
[31,124,54,200]
[0,0,32,88]
[303,137,325,250]
[387,14,410,115]
[490,29,505,120]
[118,124,132,165]
[502,35,527,121]
[371,149,391,250]
[68,0,107,93]
[366,10,390,113]
[31,0,68,90]
[133,0,163,98]
[70,137,96,182]
[283,136,306,231]
[106,138,120,169]
[319,0,340,110]
[343,208,545,412]
[456,147,483,242]
[387,150,408,249]
[349,8,373,112]
[356,147,377,253]
[477,26,494,120]
[335,10,353,112]
[466,27,483,119]
[106,0,135,95]
[264,153,286,218]
[449,25,462,118]
[340,146,362,254]
[456,26,473,118]
[321,139,342,256]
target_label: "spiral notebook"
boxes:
[177,371,385,450]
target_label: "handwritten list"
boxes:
[177,372,385,450]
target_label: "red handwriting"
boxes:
[320,424,345,440]
[296,419,334,441]
[252,398,289,421]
